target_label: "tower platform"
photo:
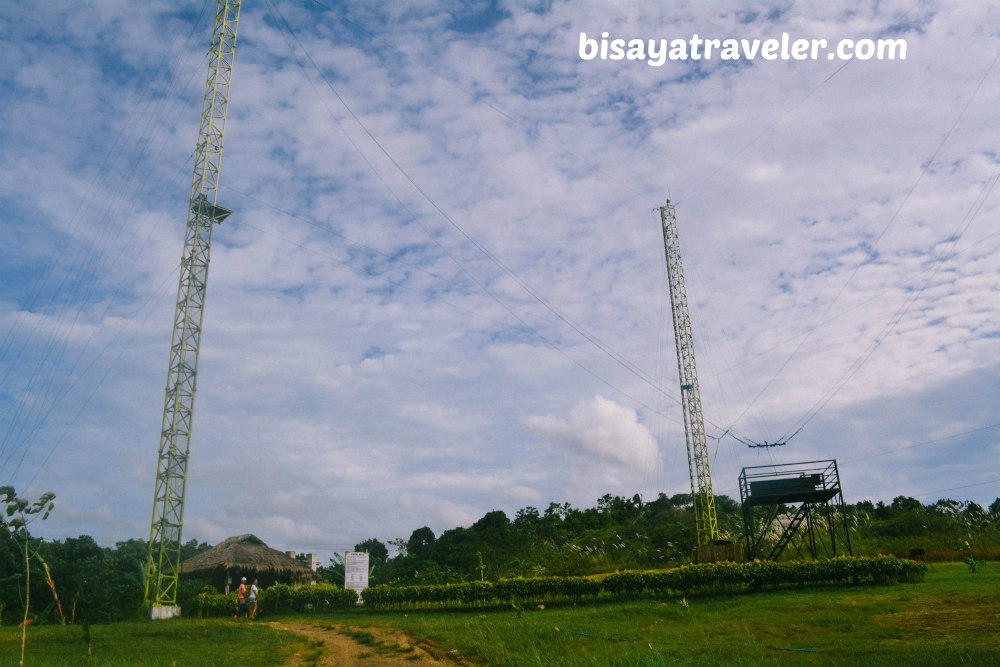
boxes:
[739,459,852,561]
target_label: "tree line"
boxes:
[1,488,211,626]
[318,492,999,588]
[2,487,997,625]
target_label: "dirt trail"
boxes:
[270,621,475,667]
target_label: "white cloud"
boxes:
[524,395,658,469]
[1,0,998,564]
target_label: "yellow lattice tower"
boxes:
[659,201,720,549]
[144,0,240,618]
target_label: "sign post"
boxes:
[344,551,369,603]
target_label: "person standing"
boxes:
[248,578,259,619]
[235,577,247,620]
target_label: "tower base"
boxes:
[697,541,742,563]
[149,605,181,620]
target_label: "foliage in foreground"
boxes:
[360,555,925,609]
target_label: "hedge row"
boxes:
[361,555,925,609]
[601,554,926,598]
[361,576,601,608]
[192,583,359,617]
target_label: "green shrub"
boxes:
[250,583,359,614]
[362,555,925,609]
[259,583,294,613]
[192,590,237,617]
[602,555,926,597]
[292,583,359,611]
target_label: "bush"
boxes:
[363,555,925,609]
[292,583,359,611]
[192,589,237,617]
[259,583,294,613]
[253,583,358,614]
[602,555,926,597]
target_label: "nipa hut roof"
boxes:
[180,534,315,581]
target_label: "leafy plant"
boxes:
[192,583,359,617]
[361,556,925,609]
[291,583,359,612]
[477,551,487,581]
[1,486,55,667]
[192,589,237,617]
[34,553,65,624]
[963,556,985,573]
[260,583,294,613]
[81,619,92,665]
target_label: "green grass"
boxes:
[333,562,1000,667]
[2,563,995,666]
[0,618,310,667]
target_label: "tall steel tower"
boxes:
[659,200,719,548]
[144,0,241,618]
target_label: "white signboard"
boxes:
[344,551,369,602]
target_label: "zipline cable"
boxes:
[264,0,764,444]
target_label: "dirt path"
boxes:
[270,621,475,667]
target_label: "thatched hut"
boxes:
[181,534,316,592]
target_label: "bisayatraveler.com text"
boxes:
[579,31,907,65]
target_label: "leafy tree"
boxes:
[0,511,21,623]
[514,506,540,527]
[962,502,987,526]
[853,500,876,520]
[988,498,1000,520]
[317,556,345,588]
[1,486,55,667]
[387,537,408,558]
[472,510,510,534]
[33,536,155,624]
[891,496,923,513]
[376,491,999,584]
[180,538,212,561]
[407,527,436,558]
[106,539,148,621]
[714,495,741,516]
[41,536,105,623]
[670,493,693,508]
[354,538,389,562]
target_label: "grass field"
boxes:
[1,562,996,666]
[0,618,311,667]
[341,561,1000,667]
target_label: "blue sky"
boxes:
[1,0,998,562]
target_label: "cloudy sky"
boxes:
[2,0,997,561]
